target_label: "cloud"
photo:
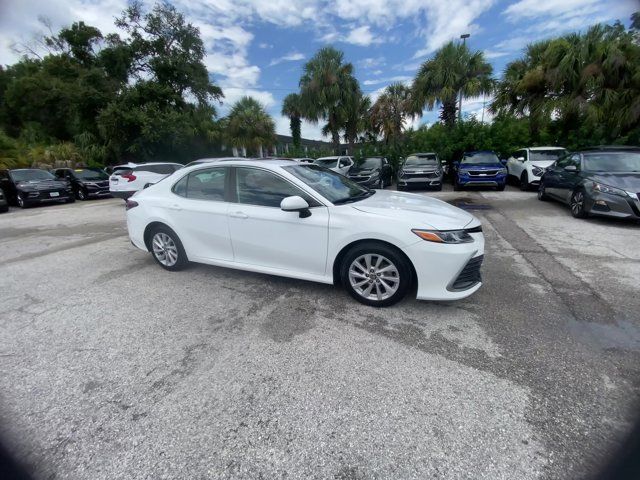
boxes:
[222,88,276,111]
[358,56,386,69]
[269,51,305,66]
[345,25,380,46]
[362,75,412,86]
[258,42,272,49]
[275,115,328,141]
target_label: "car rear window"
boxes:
[136,164,181,175]
[113,167,132,176]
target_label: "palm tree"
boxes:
[411,41,493,128]
[299,47,359,153]
[281,93,302,150]
[225,96,275,157]
[369,83,412,147]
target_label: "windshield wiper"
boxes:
[333,190,375,205]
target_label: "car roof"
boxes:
[579,145,640,152]
[316,156,339,159]
[181,159,302,174]
[407,152,437,156]
[464,150,496,154]
[527,146,566,151]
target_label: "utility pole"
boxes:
[458,33,470,123]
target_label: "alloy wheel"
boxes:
[152,232,179,267]
[348,254,400,302]
[571,190,585,217]
[78,189,86,200]
[17,194,24,208]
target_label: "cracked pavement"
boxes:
[1,187,639,479]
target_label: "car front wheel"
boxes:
[340,242,412,307]
[77,188,87,200]
[570,189,588,218]
[17,193,28,208]
[520,172,530,191]
[150,226,189,271]
[538,183,548,201]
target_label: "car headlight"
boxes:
[458,168,469,174]
[592,182,627,197]
[531,166,544,177]
[498,167,507,174]
[412,229,474,244]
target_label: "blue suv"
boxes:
[453,151,507,191]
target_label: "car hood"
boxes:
[349,167,379,175]
[588,172,640,191]
[530,160,556,169]
[352,190,477,230]
[17,179,68,189]
[459,163,503,169]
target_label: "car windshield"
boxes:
[283,164,374,204]
[356,157,383,169]
[583,152,640,172]
[315,158,338,167]
[11,169,55,182]
[530,150,566,162]
[74,169,109,180]
[461,152,499,165]
[404,154,438,166]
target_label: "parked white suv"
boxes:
[109,162,183,199]
[314,156,354,175]
[506,147,567,190]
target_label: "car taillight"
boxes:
[125,199,138,210]
[122,174,137,182]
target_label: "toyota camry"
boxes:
[126,160,485,307]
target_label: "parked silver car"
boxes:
[396,153,444,191]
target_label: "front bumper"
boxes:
[397,176,443,189]
[22,189,73,203]
[403,232,485,301]
[586,191,640,220]
[458,172,507,187]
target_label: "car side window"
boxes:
[173,175,188,197]
[569,154,581,170]
[185,168,226,201]
[338,158,349,168]
[555,155,571,168]
[235,167,315,208]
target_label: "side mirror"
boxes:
[516,157,525,162]
[500,159,508,165]
[280,195,311,218]
[564,165,577,172]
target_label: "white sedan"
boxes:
[126,160,485,307]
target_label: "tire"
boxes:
[453,179,462,191]
[377,177,384,189]
[17,193,28,209]
[149,225,189,271]
[340,242,412,307]
[538,183,548,201]
[397,184,405,191]
[520,172,530,191]
[496,183,505,191]
[435,184,443,191]
[77,188,87,200]
[0,205,8,213]
[570,189,588,218]
[66,196,75,203]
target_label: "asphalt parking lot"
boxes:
[1,185,639,480]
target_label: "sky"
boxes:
[0,0,637,140]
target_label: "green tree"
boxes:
[343,86,371,155]
[281,93,303,149]
[411,41,493,128]
[225,96,275,157]
[299,47,359,153]
[369,83,412,148]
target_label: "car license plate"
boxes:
[50,192,60,197]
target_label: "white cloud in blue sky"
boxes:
[0,0,637,140]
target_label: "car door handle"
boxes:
[167,204,182,211]
[229,211,248,219]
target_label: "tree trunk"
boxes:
[440,99,458,128]
[348,138,355,156]
[291,116,301,149]
[332,130,340,155]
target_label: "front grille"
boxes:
[403,171,440,179]
[349,176,370,182]
[449,255,483,291]
[468,170,499,176]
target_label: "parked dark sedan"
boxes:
[347,157,393,189]
[538,146,640,220]
[397,153,444,191]
[0,187,8,213]
[0,169,74,208]
[54,168,111,200]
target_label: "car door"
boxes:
[167,167,234,262]
[555,154,582,203]
[227,166,329,276]
[508,150,524,178]
[544,154,572,200]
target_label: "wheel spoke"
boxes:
[379,278,396,291]
[353,279,369,288]
[375,283,382,300]
[364,254,372,270]
[349,269,367,279]
[374,255,383,268]
[362,283,374,297]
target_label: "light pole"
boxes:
[458,33,470,122]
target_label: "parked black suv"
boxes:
[0,169,74,208]
[347,157,393,189]
[54,168,111,200]
[538,146,640,220]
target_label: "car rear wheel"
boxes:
[570,189,588,218]
[538,183,548,201]
[340,242,411,307]
[150,226,189,271]
[520,172,530,191]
